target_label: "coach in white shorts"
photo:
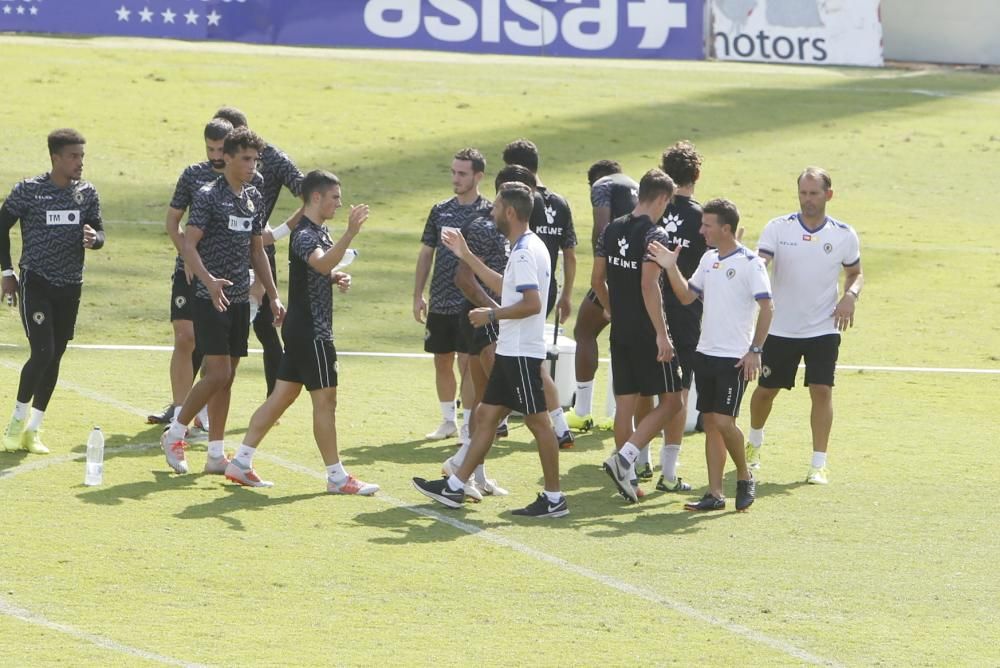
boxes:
[412,182,567,519]
[650,198,772,512]
[746,168,863,485]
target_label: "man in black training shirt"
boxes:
[501,139,577,321]
[1,129,105,454]
[213,107,304,399]
[224,170,380,494]
[566,160,639,431]
[160,127,285,476]
[592,169,683,503]
[413,148,492,442]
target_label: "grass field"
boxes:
[1,35,999,667]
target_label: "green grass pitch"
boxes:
[0,35,998,666]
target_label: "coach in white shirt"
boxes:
[412,182,568,519]
[745,168,863,486]
[649,198,773,512]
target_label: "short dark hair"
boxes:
[214,106,248,129]
[453,147,486,174]
[204,118,233,142]
[223,126,265,156]
[301,169,341,203]
[702,198,740,234]
[660,141,702,187]
[497,182,534,222]
[638,169,675,203]
[587,159,621,186]
[47,128,86,155]
[798,166,832,190]
[495,164,536,192]
[502,139,539,173]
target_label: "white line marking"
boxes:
[2,343,998,374]
[0,378,841,666]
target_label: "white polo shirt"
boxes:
[496,231,551,360]
[689,245,772,359]
[757,213,861,338]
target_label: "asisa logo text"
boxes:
[363,0,690,52]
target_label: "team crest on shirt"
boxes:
[726,268,736,280]
[175,296,186,308]
[662,213,683,233]
[617,237,629,257]
[246,198,255,213]
[823,243,833,254]
[73,189,84,205]
[32,312,45,325]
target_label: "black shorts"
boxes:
[458,308,498,356]
[675,345,696,391]
[545,282,557,317]
[759,334,841,389]
[277,337,338,391]
[610,340,683,396]
[693,352,748,418]
[665,303,701,350]
[18,270,81,343]
[170,270,195,322]
[584,288,603,309]
[192,297,251,357]
[424,311,468,354]
[483,354,547,415]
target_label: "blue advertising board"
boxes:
[0,0,705,60]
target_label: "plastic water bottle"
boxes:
[84,426,104,486]
[333,249,358,272]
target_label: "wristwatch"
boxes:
[749,345,763,354]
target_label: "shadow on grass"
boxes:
[173,485,327,531]
[77,469,200,505]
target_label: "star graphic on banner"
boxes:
[161,8,176,24]
[139,7,154,23]
[30,6,38,15]
[2,6,12,16]
[206,10,221,26]
[184,10,198,25]
[16,5,25,14]
[115,6,130,21]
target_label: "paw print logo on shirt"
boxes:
[617,237,629,257]
[545,205,556,225]
[662,212,683,234]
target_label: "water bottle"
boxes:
[333,249,358,272]
[84,426,104,486]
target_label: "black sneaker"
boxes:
[636,463,653,481]
[411,477,465,509]
[512,492,569,518]
[146,403,175,425]
[735,475,756,511]
[684,493,725,511]
[557,430,575,449]
[495,423,509,438]
[655,475,692,493]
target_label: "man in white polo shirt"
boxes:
[412,182,567,518]
[649,198,772,511]
[746,167,863,485]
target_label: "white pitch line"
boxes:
[0,377,841,666]
[2,343,998,374]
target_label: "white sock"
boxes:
[197,404,210,426]
[499,416,508,428]
[748,427,764,448]
[636,445,650,467]
[549,407,569,435]
[447,474,465,491]
[440,401,456,423]
[171,405,182,422]
[619,441,641,464]
[660,444,681,481]
[474,463,487,484]
[12,401,29,422]
[462,408,471,427]
[543,489,562,503]
[459,422,470,445]
[26,408,44,431]
[574,381,594,415]
[811,451,827,469]
[454,440,471,468]
[207,440,225,458]
[327,461,347,483]
[166,419,187,443]
[235,444,255,466]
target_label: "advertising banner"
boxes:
[711,0,883,67]
[0,0,706,60]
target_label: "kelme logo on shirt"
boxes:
[617,237,629,257]
[228,215,252,232]
[662,212,683,233]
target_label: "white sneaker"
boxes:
[161,428,189,474]
[477,478,509,496]
[194,406,210,432]
[425,420,457,440]
[224,460,274,488]
[441,456,482,502]
[806,466,829,485]
[203,453,231,475]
